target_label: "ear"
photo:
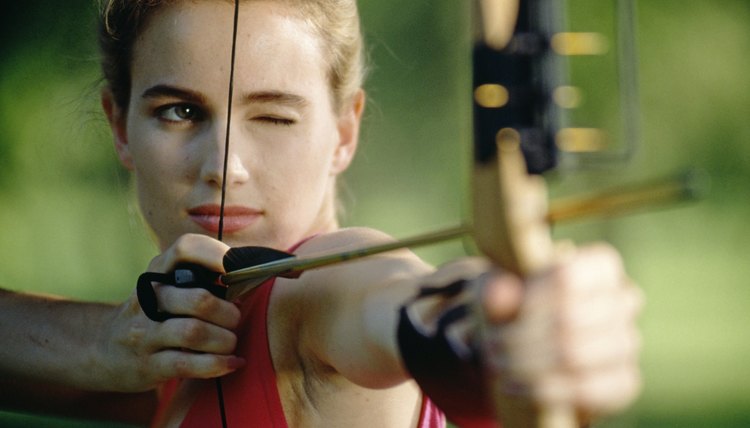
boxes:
[101,87,134,170]
[331,89,365,175]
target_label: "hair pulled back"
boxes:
[98,0,365,112]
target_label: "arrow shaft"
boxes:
[222,172,698,293]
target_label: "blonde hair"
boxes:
[98,0,366,112]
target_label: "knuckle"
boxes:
[225,304,242,328]
[171,234,206,260]
[581,243,624,275]
[171,235,193,259]
[127,294,148,316]
[178,318,208,347]
[547,267,580,300]
[191,288,221,316]
[218,333,238,354]
[596,246,626,279]
[172,355,193,378]
[587,242,621,263]
[124,324,147,348]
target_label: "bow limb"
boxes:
[472,1,576,427]
[473,125,577,428]
[478,0,520,50]
[473,130,554,276]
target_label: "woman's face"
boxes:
[107,0,361,250]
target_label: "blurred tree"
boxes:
[1,0,749,427]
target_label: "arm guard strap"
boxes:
[398,277,499,428]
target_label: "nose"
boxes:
[200,130,250,188]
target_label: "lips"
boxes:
[188,204,262,234]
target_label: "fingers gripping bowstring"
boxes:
[215,1,240,427]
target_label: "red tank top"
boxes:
[152,278,445,428]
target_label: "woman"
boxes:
[0,0,640,427]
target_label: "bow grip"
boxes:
[137,264,226,322]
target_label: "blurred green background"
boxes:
[1,1,748,427]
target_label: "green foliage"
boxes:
[1,0,749,426]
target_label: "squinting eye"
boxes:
[156,104,205,123]
[257,116,295,126]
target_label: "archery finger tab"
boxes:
[136,265,227,322]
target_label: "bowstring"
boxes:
[215,0,241,426]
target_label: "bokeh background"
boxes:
[1,1,748,426]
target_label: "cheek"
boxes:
[291,142,336,191]
[259,149,328,201]
[255,121,337,180]
[127,125,195,210]
[127,120,198,177]
[254,137,334,209]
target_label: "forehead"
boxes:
[130,1,329,101]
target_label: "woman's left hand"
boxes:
[479,243,643,421]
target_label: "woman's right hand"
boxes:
[92,234,244,392]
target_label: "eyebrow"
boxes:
[141,85,207,104]
[242,90,309,108]
[141,85,308,109]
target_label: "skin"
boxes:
[108,0,360,252]
[0,0,641,427]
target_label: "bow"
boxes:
[472,1,573,426]
[467,0,702,425]
[471,0,643,426]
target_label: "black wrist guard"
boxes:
[397,276,498,427]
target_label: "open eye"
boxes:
[155,103,206,124]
